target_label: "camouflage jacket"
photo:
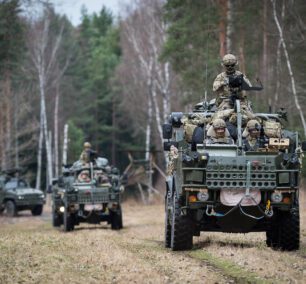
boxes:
[213,71,252,106]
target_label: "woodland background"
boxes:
[0,0,305,192]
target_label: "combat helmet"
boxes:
[212,118,227,138]
[243,119,260,138]
[84,142,91,149]
[222,54,238,74]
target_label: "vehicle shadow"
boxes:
[194,238,257,249]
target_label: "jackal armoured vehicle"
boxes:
[163,76,304,251]
[0,170,45,217]
[52,158,124,232]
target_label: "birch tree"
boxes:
[26,5,68,189]
[271,0,306,137]
[122,0,174,164]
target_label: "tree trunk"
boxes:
[271,0,306,137]
[62,124,68,165]
[262,0,268,99]
[218,0,227,57]
[54,82,59,178]
[39,72,53,187]
[111,97,116,165]
[35,108,44,190]
[145,93,152,162]
[226,0,233,53]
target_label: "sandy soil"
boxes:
[0,197,305,284]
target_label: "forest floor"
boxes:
[0,194,306,284]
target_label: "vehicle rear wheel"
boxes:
[64,207,75,232]
[111,207,123,230]
[170,194,193,251]
[31,205,43,216]
[5,200,17,217]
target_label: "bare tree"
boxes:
[271,0,306,137]
[26,5,69,189]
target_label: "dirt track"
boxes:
[0,200,306,284]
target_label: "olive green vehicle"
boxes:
[0,170,45,217]
[163,98,304,251]
[52,158,124,232]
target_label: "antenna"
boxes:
[204,13,209,104]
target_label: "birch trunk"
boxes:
[145,94,152,162]
[35,107,44,190]
[271,0,306,137]
[62,124,68,165]
[54,83,59,177]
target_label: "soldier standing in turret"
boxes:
[213,54,252,110]
[79,142,92,165]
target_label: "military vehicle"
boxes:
[163,75,304,251]
[52,157,124,232]
[0,170,45,217]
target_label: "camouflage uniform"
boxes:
[242,119,261,151]
[213,54,252,109]
[167,145,178,175]
[79,142,92,165]
[206,119,233,144]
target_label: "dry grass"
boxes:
[0,192,305,284]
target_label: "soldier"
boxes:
[78,170,91,183]
[79,142,92,165]
[213,54,252,110]
[242,119,261,151]
[206,118,233,144]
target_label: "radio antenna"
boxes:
[204,14,209,105]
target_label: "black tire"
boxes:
[165,193,172,248]
[170,194,193,251]
[63,207,75,232]
[266,217,280,248]
[267,208,300,251]
[31,205,43,216]
[5,200,17,217]
[111,207,123,230]
[52,206,62,227]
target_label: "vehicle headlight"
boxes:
[271,191,283,203]
[18,196,24,200]
[40,194,45,199]
[59,206,65,213]
[197,190,209,202]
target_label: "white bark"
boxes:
[271,0,306,137]
[62,124,68,165]
[54,83,59,177]
[145,95,152,161]
[35,108,43,190]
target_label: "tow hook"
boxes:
[265,200,273,217]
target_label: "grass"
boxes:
[190,249,271,284]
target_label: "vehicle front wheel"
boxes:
[52,206,62,227]
[170,194,193,251]
[267,207,300,251]
[64,207,75,232]
[5,200,17,217]
[111,207,123,230]
[31,205,43,216]
[165,192,172,248]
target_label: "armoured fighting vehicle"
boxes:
[52,157,124,232]
[163,76,304,251]
[0,170,45,217]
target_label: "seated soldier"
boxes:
[242,119,261,151]
[206,118,233,144]
[78,170,91,183]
